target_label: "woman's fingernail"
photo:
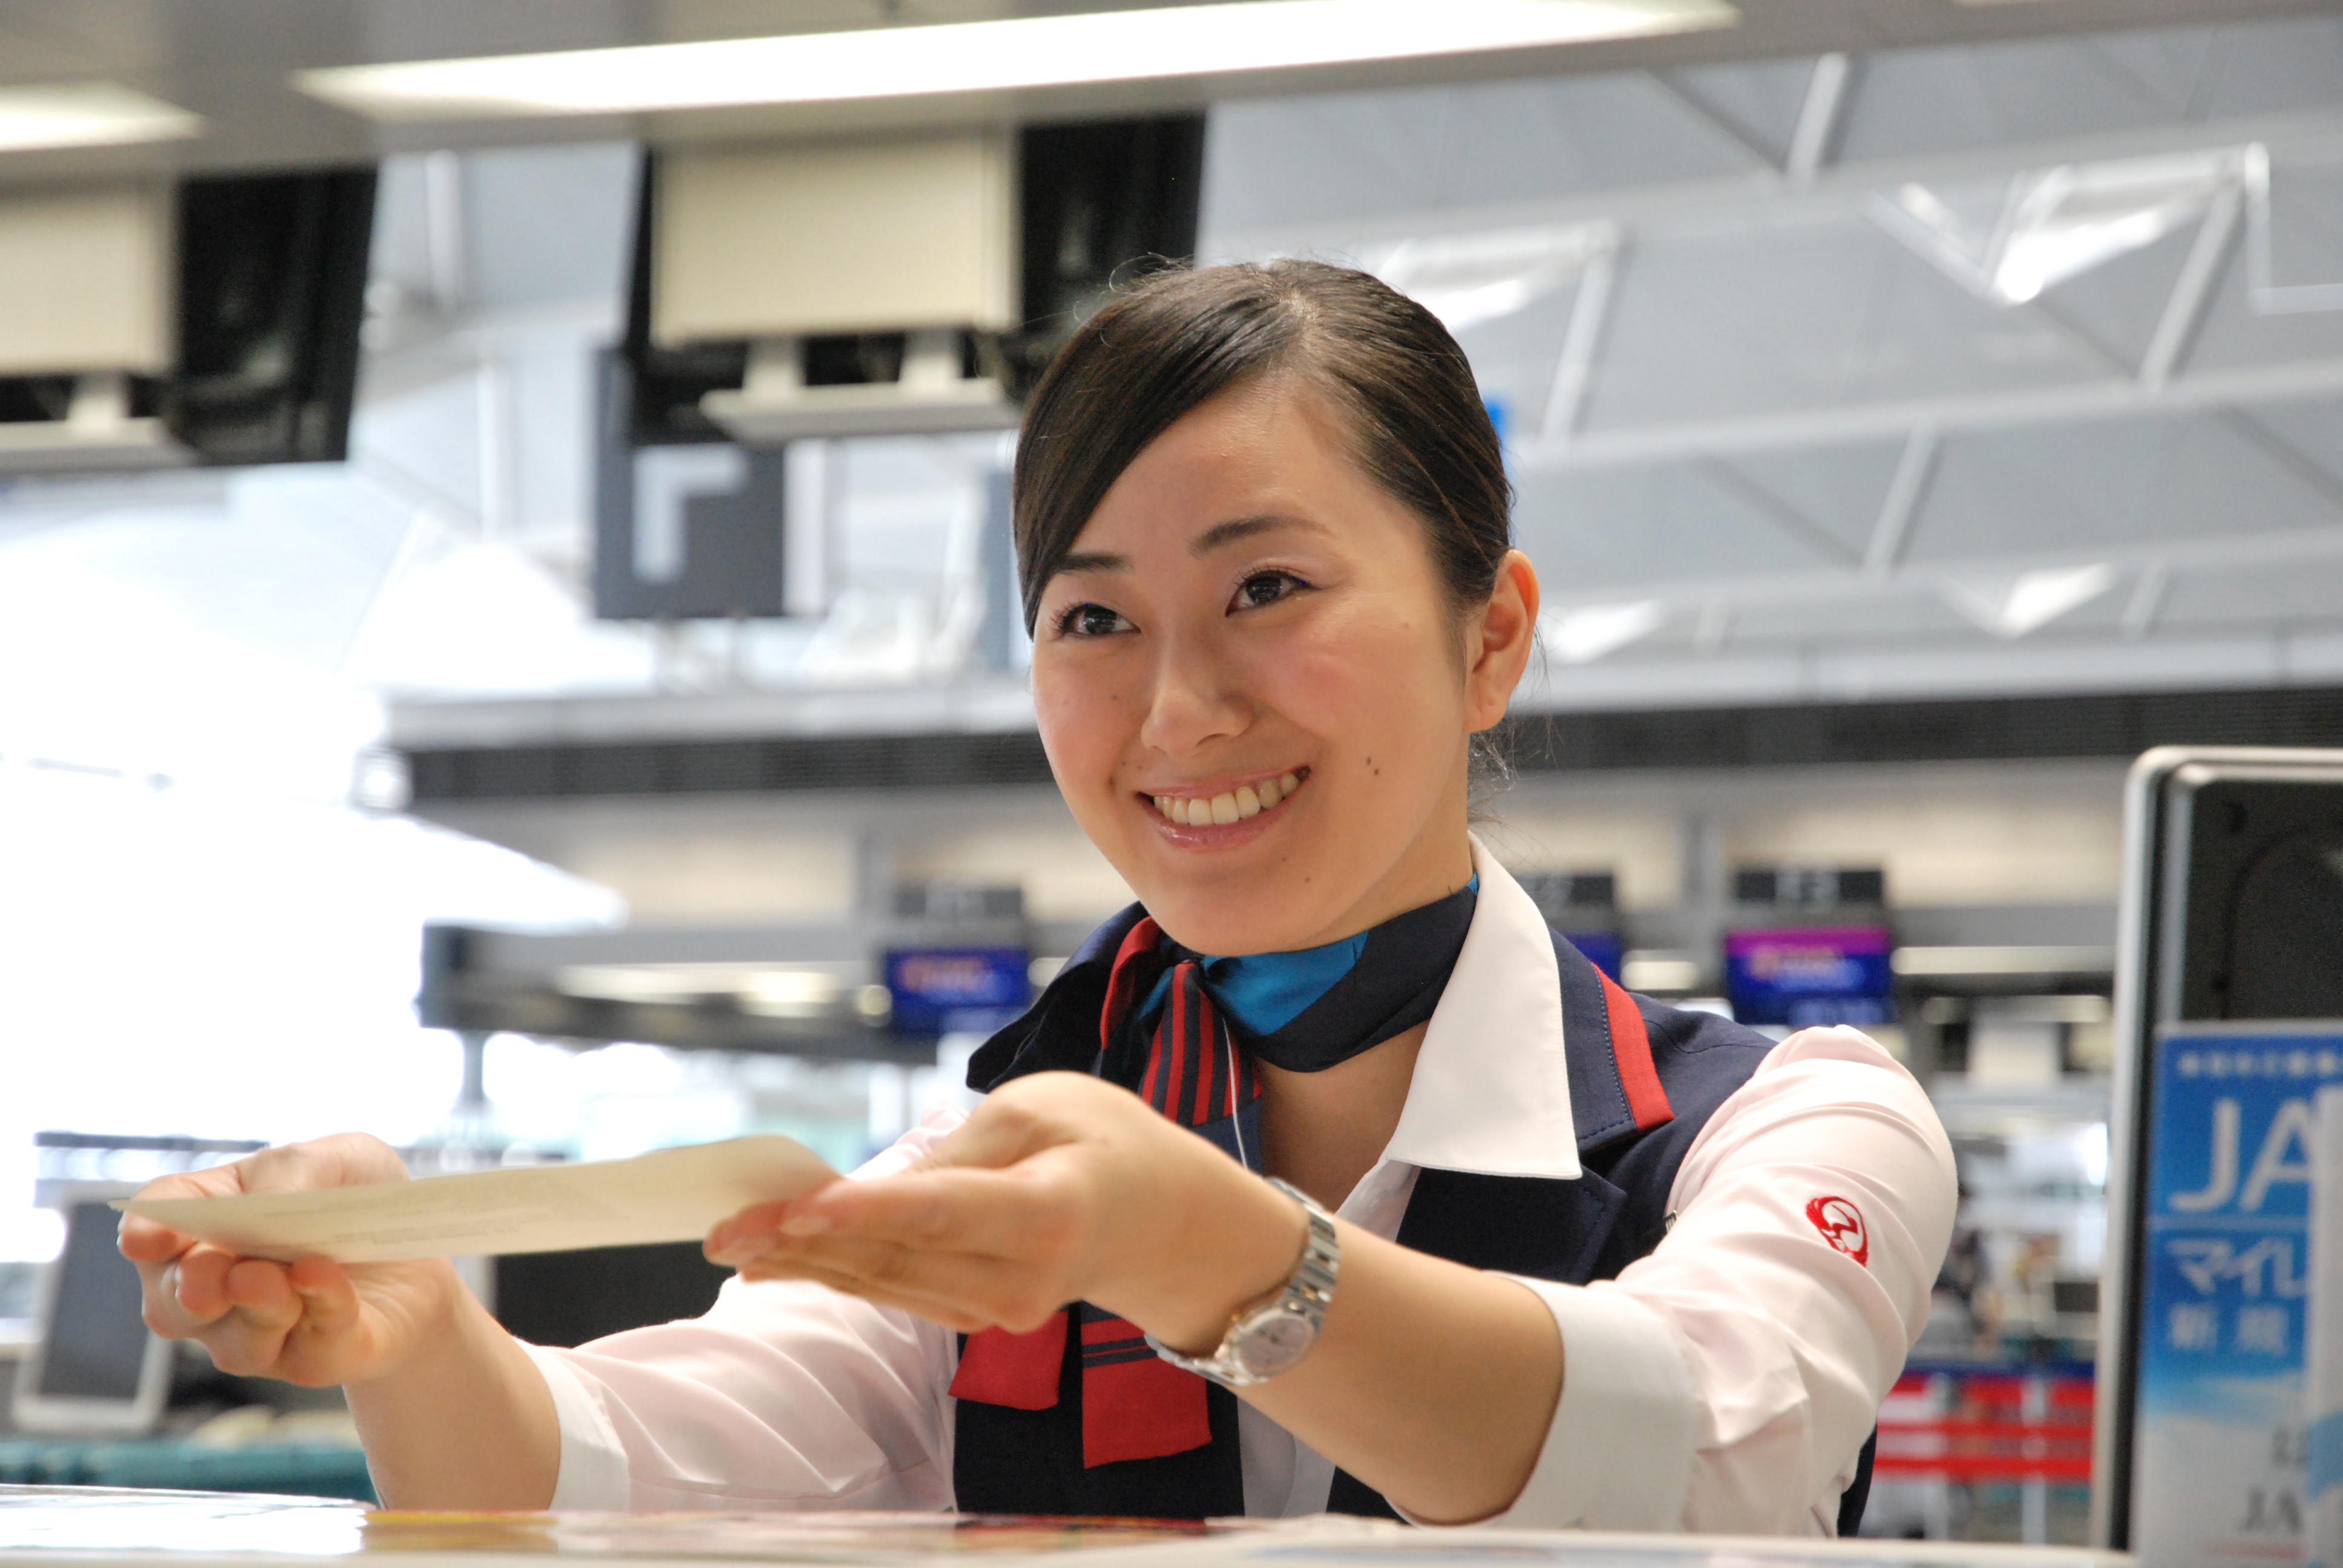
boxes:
[778,1212,831,1237]
[706,1223,767,1263]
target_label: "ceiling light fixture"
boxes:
[1867,148,2244,307]
[0,83,201,153]
[1541,601,1666,664]
[295,0,1735,122]
[1365,221,1618,332]
[1942,563,2116,638]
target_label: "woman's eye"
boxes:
[1232,571,1305,612]
[1057,603,1132,638]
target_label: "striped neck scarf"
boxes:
[949,881,1476,1468]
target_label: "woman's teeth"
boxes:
[1152,772,1301,827]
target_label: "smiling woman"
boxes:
[1020,270,1532,958]
[117,262,1955,1540]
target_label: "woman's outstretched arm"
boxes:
[120,1135,562,1510]
[706,1071,1567,1524]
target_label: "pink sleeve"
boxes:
[526,1114,967,1512]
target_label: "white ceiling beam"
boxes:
[2138,184,2243,388]
[1863,423,1939,576]
[1514,352,2343,472]
[1538,237,1620,443]
[1784,52,1852,186]
[1507,627,2330,716]
[2121,560,2171,639]
[1536,520,2343,619]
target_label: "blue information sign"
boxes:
[2134,1026,2343,1568]
[1722,926,1894,1027]
[882,947,1031,1035]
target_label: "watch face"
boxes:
[1231,1309,1316,1379]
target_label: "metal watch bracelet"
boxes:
[1145,1177,1340,1389]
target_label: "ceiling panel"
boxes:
[1583,216,2106,430]
[1199,90,1460,243]
[462,142,637,312]
[1657,57,1817,168]
[2235,395,2343,489]
[2157,554,2343,628]
[2177,185,2343,372]
[1516,461,1858,593]
[0,19,111,82]
[1705,584,1981,645]
[2083,22,2234,114]
[1430,72,1762,207]
[2193,14,2343,120]
[1198,73,1754,244]
[1452,282,1587,434]
[1714,442,1909,563]
[2028,217,2197,373]
[1911,411,2343,562]
[1835,30,2203,165]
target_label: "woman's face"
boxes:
[1030,376,1538,955]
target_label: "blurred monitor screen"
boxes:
[1723,926,1895,1028]
[883,946,1029,1035]
[13,1197,172,1432]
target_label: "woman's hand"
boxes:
[705,1071,1304,1350]
[119,1134,465,1388]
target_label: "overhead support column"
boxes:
[1539,228,1620,445]
[1865,422,1941,578]
[2139,185,2243,388]
[1785,53,1853,186]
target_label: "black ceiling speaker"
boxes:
[1008,114,1206,393]
[171,167,376,465]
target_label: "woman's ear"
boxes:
[1463,550,1541,733]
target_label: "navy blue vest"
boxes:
[952,913,1786,1523]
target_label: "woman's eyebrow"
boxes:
[1053,550,1129,576]
[1190,514,1323,557]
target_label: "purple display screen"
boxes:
[1723,925,1894,1027]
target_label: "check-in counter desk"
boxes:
[0,1487,2129,1568]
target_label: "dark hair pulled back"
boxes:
[1012,260,1514,635]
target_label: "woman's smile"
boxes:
[1142,766,1309,839]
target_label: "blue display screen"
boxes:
[883,947,1031,1034]
[1722,925,1893,1027]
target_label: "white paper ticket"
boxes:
[114,1134,839,1263]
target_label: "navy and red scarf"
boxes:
[949,883,1476,1468]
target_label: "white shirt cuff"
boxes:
[1460,1278,1697,1530]
[522,1343,633,1511]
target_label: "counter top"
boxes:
[0,1489,2133,1568]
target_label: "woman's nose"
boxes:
[1136,642,1250,756]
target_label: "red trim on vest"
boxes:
[949,1313,1066,1411]
[1078,1315,1211,1466]
[1599,972,1674,1131]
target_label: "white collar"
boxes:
[1381,835,1581,1181]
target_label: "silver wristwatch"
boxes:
[1145,1178,1339,1388]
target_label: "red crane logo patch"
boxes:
[1805,1195,1869,1266]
